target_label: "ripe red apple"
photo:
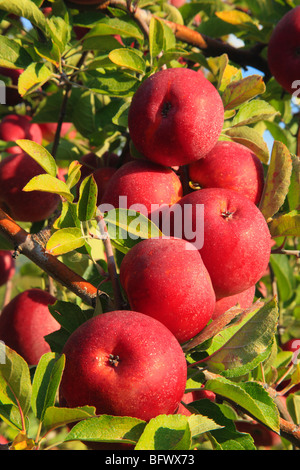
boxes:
[38,122,75,142]
[0,67,23,106]
[100,159,183,219]
[235,420,281,448]
[59,310,187,421]
[120,237,215,344]
[213,285,256,320]
[0,114,43,154]
[0,152,60,222]
[188,141,265,205]
[169,0,186,7]
[0,289,59,365]
[128,67,224,167]
[267,6,300,94]
[0,250,15,287]
[170,188,271,299]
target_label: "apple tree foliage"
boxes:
[0,0,300,451]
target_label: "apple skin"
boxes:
[0,289,59,365]
[235,420,281,448]
[100,159,183,219]
[0,250,15,287]
[170,188,271,299]
[128,67,224,167]
[0,114,43,154]
[59,310,187,422]
[38,122,75,142]
[0,67,23,106]
[267,6,300,94]
[0,152,60,222]
[213,285,256,320]
[120,237,215,344]
[188,141,265,205]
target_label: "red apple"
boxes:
[0,152,60,222]
[188,141,265,205]
[169,0,186,7]
[267,6,300,94]
[59,310,187,421]
[0,289,59,365]
[0,114,43,154]
[38,122,75,142]
[169,188,271,299]
[128,67,224,167]
[235,420,281,448]
[212,285,256,320]
[0,250,15,287]
[100,159,183,219]
[120,237,215,344]
[0,67,23,106]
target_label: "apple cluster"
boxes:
[58,67,272,424]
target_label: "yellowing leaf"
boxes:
[215,10,255,26]
[222,75,266,110]
[46,227,85,256]
[10,432,35,450]
[259,141,293,220]
[269,210,300,237]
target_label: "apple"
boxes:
[128,67,224,167]
[213,285,256,320]
[38,122,75,142]
[120,237,216,344]
[0,289,59,365]
[169,0,186,7]
[100,159,183,219]
[169,187,271,299]
[0,250,15,287]
[235,420,281,448]
[267,6,300,94]
[59,310,187,421]
[0,114,43,154]
[0,152,60,222]
[0,67,23,106]
[188,141,265,205]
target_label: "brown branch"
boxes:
[0,209,98,307]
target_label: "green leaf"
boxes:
[77,174,98,222]
[222,75,266,110]
[31,353,65,421]
[16,140,57,177]
[287,154,300,211]
[187,413,224,438]
[269,254,295,303]
[101,208,162,254]
[269,210,300,238]
[64,415,146,445]
[48,300,91,335]
[34,41,61,67]
[0,0,49,34]
[0,36,32,69]
[109,48,146,74]
[205,298,279,377]
[205,377,280,433]
[46,227,85,256]
[189,400,256,450]
[231,100,279,127]
[18,63,53,97]
[259,140,293,220]
[224,125,270,164]
[149,17,164,63]
[47,16,71,54]
[84,17,143,43]
[23,174,73,202]
[0,344,32,430]
[135,415,191,450]
[65,161,82,190]
[42,406,96,432]
[88,70,139,98]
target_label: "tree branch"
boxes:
[0,209,98,307]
